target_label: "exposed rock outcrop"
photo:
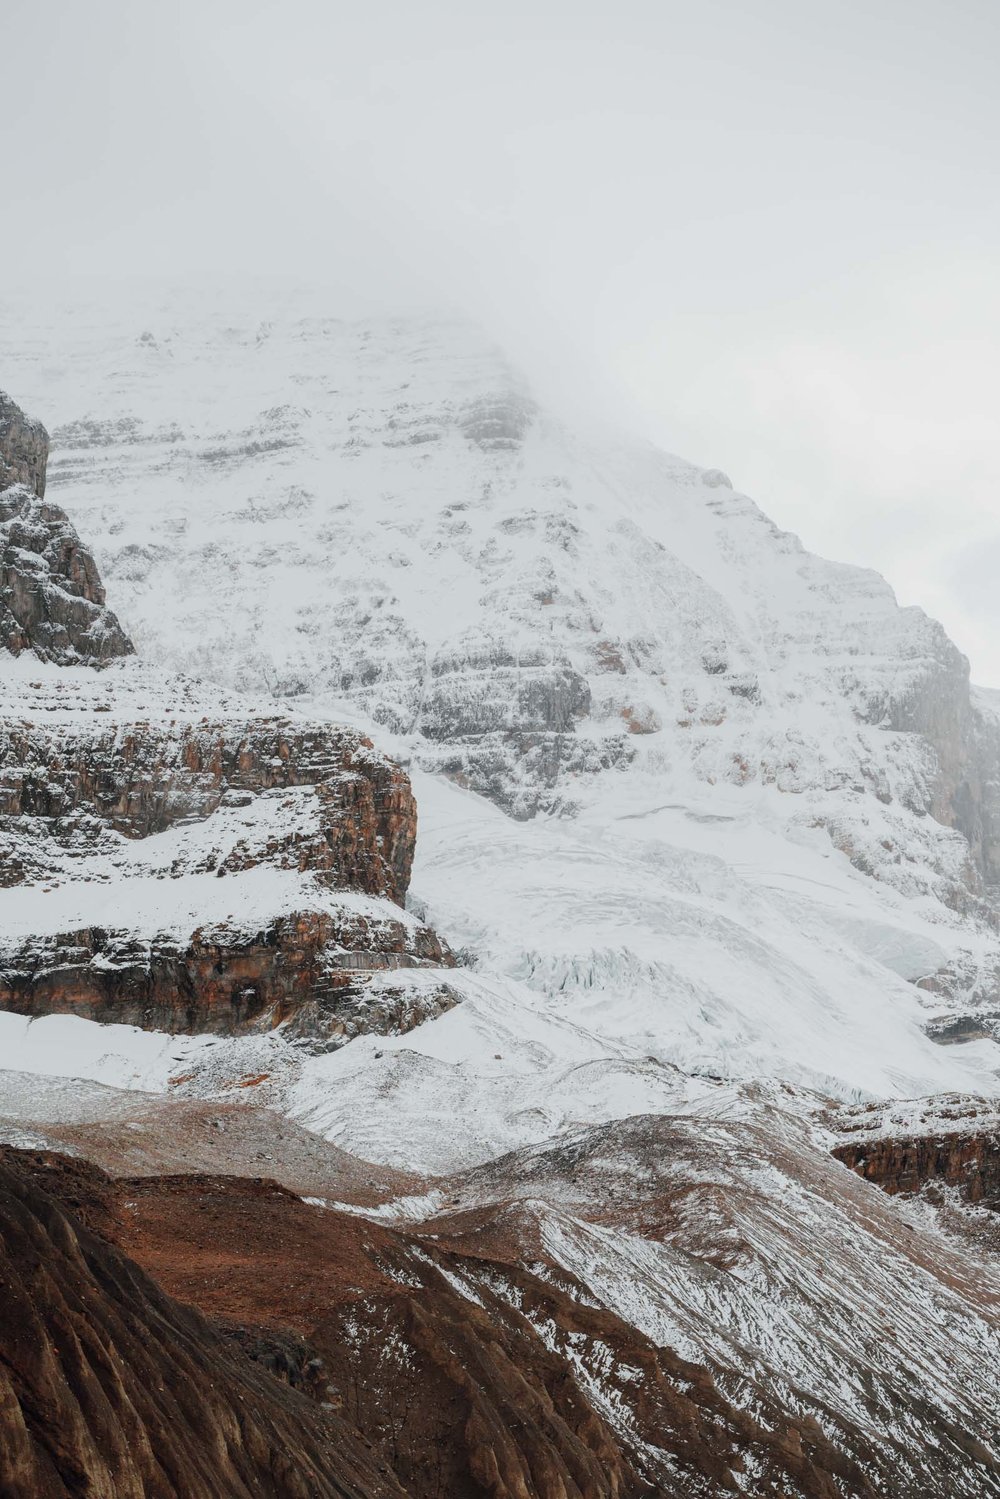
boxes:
[0,390,133,666]
[832,1098,1000,1210]
[0,386,452,1039]
[0,703,417,900]
[0,1146,406,1499]
[0,908,449,1035]
[5,1076,1000,1496]
[0,487,135,665]
[834,1127,1000,1208]
[0,665,451,1036]
[0,390,48,496]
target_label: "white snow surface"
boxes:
[1,289,999,1171]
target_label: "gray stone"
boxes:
[0,390,48,496]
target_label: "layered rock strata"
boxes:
[832,1097,1000,1210]
[0,907,449,1035]
[0,385,451,1039]
[0,664,452,1037]
[0,705,418,900]
[834,1128,1000,1208]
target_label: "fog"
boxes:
[5,0,1000,679]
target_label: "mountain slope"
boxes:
[0,1146,405,1499]
[0,388,452,1044]
[3,289,999,1104]
[3,296,1000,1496]
[7,1096,999,1498]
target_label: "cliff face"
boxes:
[0,662,452,1038]
[7,308,994,845]
[0,390,48,495]
[0,392,133,665]
[0,1147,405,1499]
[834,1129,1000,1207]
[0,907,449,1036]
[0,710,416,900]
[832,1097,1000,1209]
[0,384,451,1040]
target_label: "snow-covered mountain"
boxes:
[3,287,1000,1119]
[4,290,1000,1495]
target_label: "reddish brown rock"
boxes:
[0,716,419,900]
[0,1147,406,1499]
[87,1163,881,1499]
[0,909,450,1035]
[833,1128,1000,1209]
[0,670,453,1038]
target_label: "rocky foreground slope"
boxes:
[4,1084,1000,1499]
[0,1147,405,1499]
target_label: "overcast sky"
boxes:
[6,0,1000,679]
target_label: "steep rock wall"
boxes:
[0,488,135,665]
[0,713,417,901]
[834,1127,1000,1209]
[0,673,453,1037]
[0,390,48,496]
[0,389,133,665]
[0,909,449,1036]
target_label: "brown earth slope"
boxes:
[32,1149,883,1499]
[0,1147,406,1499]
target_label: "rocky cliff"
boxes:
[6,302,1000,1097]
[0,385,451,1039]
[0,701,417,899]
[832,1096,1000,1210]
[835,1127,1000,1208]
[0,659,452,1037]
[0,391,133,664]
[8,311,997,866]
[0,390,48,495]
[855,625,1000,890]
